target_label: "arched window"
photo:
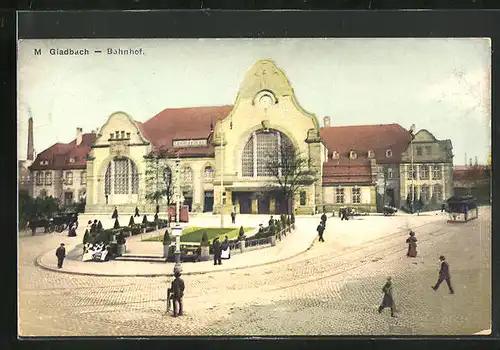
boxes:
[421,184,429,201]
[105,157,139,195]
[182,166,192,186]
[203,165,214,181]
[242,130,294,177]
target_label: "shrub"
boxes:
[200,231,209,246]
[142,215,148,224]
[286,217,291,228]
[114,217,120,229]
[128,216,135,227]
[154,213,159,223]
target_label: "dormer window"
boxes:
[110,133,114,140]
[40,160,49,165]
[69,157,75,163]
[121,131,125,139]
[386,149,393,158]
[350,151,357,160]
[368,150,375,158]
[126,132,131,139]
[115,131,120,139]
[332,151,340,159]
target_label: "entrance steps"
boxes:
[115,253,167,263]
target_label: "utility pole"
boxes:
[220,119,225,228]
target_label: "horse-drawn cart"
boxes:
[28,212,79,235]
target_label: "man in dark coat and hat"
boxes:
[316,221,325,242]
[134,207,140,217]
[378,276,395,317]
[213,237,222,265]
[321,212,327,227]
[432,255,454,294]
[170,270,185,317]
[55,243,66,269]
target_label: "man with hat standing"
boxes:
[213,237,222,265]
[432,255,454,294]
[55,243,66,269]
[170,269,185,317]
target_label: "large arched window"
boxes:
[242,130,294,177]
[105,157,139,195]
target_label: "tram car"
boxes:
[446,195,478,223]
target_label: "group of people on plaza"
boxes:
[312,211,454,318]
[212,235,231,265]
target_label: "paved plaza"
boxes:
[18,208,491,336]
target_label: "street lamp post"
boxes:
[220,120,224,228]
[410,124,416,212]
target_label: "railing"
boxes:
[245,237,272,248]
[242,223,296,252]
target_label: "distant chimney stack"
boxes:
[475,156,478,165]
[27,117,34,161]
[469,158,473,166]
[324,116,331,127]
[76,127,83,146]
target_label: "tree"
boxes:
[128,216,135,227]
[144,150,174,209]
[114,217,120,229]
[263,139,311,216]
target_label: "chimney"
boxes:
[27,117,34,161]
[475,156,478,166]
[324,116,331,127]
[469,158,473,166]
[76,127,83,146]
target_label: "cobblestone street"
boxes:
[18,208,491,336]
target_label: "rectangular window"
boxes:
[81,171,87,185]
[387,168,394,180]
[299,191,306,206]
[352,188,361,204]
[45,172,52,186]
[421,185,429,201]
[420,165,429,180]
[35,172,42,186]
[432,165,442,180]
[65,172,73,185]
[407,165,417,180]
[433,184,443,201]
[425,146,432,155]
[407,185,417,202]
[335,188,344,204]
[416,147,423,156]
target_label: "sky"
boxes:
[17,38,491,165]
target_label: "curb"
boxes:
[35,231,318,278]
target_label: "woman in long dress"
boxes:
[406,231,418,257]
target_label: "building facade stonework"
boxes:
[29,60,455,215]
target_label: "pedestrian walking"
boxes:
[213,237,222,265]
[321,212,327,227]
[406,231,418,258]
[134,207,140,217]
[269,216,274,227]
[378,277,396,317]
[170,270,185,317]
[55,243,66,268]
[231,211,236,224]
[441,203,446,213]
[432,255,454,294]
[316,221,325,242]
[111,206,119,219]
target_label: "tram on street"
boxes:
[445,195,478,223]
